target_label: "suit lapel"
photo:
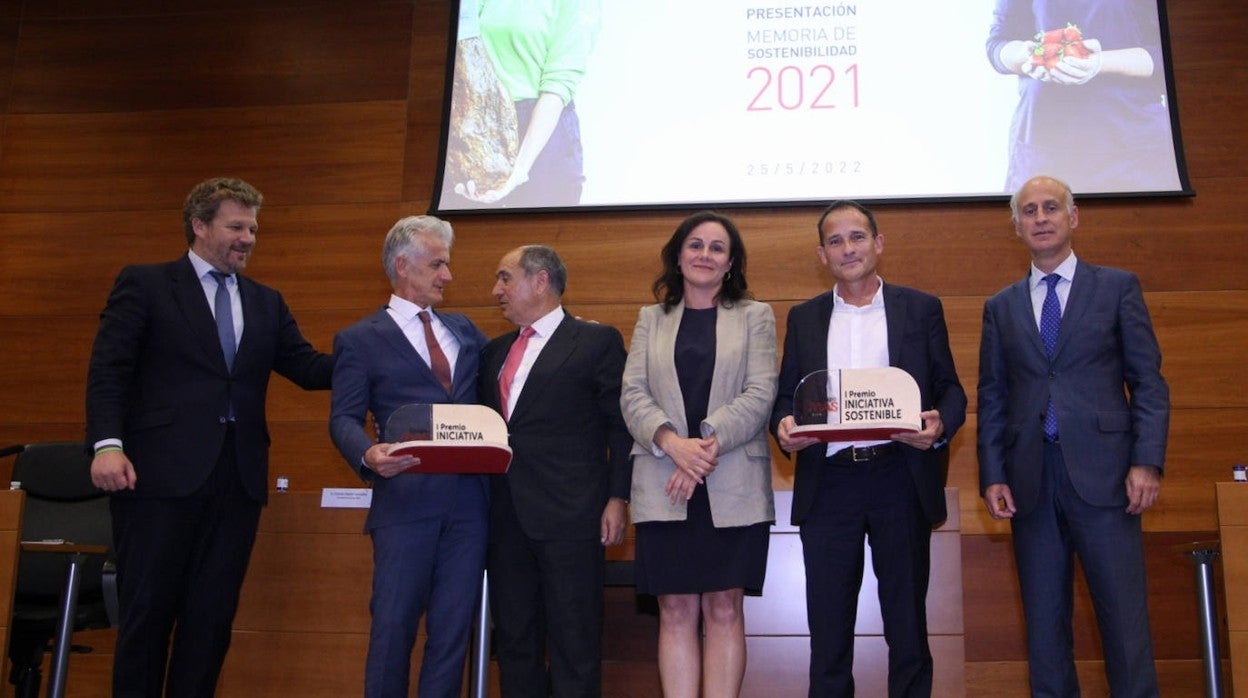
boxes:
[1052,260,1096,360]
[435,312,476,394]
[486,328,518,410]
[373,308,443,388]
[882,284,907,367]
[654,304,686,426]
[511,316,577,421]
[707,302,749,414]
[170,257,228,371]
[1007,276,1046,359]
[808,291,835,372]
[233,275,267,374]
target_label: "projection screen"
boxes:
[431,0,1191,214]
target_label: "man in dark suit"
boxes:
[479,245,632,697]
[86,177,334,697]
[329,215,490,698]
[978,175,1168,697]
[770,201,966,697]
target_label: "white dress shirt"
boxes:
[500,306,565,419]
[825,279,890,455]
[386,294,461,379]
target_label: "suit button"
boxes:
[218,416,228,424]
[1048,372,1056,379]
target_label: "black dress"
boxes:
[633,306,771,596]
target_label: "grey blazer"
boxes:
[621,299,778,527]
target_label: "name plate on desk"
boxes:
[791,367,921,442]
[320,488,373,509]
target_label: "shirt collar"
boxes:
[832,277,885,309]
[1030,252,1078,289]
[187,250,226,282]
[526,306,566,338]
[388,293,432,322]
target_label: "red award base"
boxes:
[384,403,512,474]
[390,442,512,474]
[789,424,918,443]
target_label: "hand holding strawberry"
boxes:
[1024,24,1101,84]
[1031,23,1090,69]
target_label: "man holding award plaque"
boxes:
[770,201,966,697]
[329,216,490,698]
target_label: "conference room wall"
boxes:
[0,0,1244,691]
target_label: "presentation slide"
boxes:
[433,0,1189,213]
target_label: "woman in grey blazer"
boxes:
[621,212,778,698]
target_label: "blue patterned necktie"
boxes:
[209,271,237,370]
[1040,273,1061,440]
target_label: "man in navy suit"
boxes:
[978,175,1169,697]
[329,215,490,698]
[86,177,334,697]
[479,245,632,697]
[770,201,966,697]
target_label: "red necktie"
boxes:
[498,326,536,421]
[418,311,453,394]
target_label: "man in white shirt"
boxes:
[770,201,967,697]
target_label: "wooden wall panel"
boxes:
[402,0,453,205]
[218,631,370,696]
[0,102,408,213]
[0,490,21,677]
[0,0,1244,693]
[8,5,412,114]
[0,19,15,114]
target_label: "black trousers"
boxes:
[799,452,933,698]
[487,485,604,698]
[110,430,261,698]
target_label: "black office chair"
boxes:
[1,442,117,698]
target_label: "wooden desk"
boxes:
[0,490,22,688]
[218,492,374,695]
[1217,482,1248,697]
[223,489,965,697]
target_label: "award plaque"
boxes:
[790,367,922,442]
[384,403,512,474]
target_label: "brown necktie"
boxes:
[418,310,453,394]
[498,326,536,421]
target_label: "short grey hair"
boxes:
[517,245,567,296]
[1010,176,1076,223]
[383,215,454,283]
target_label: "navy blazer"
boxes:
[770,283,967,526]
[479,315,633,541]
[977,260,1169,516]
[329,306,489,532]
[85,255,333,503]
